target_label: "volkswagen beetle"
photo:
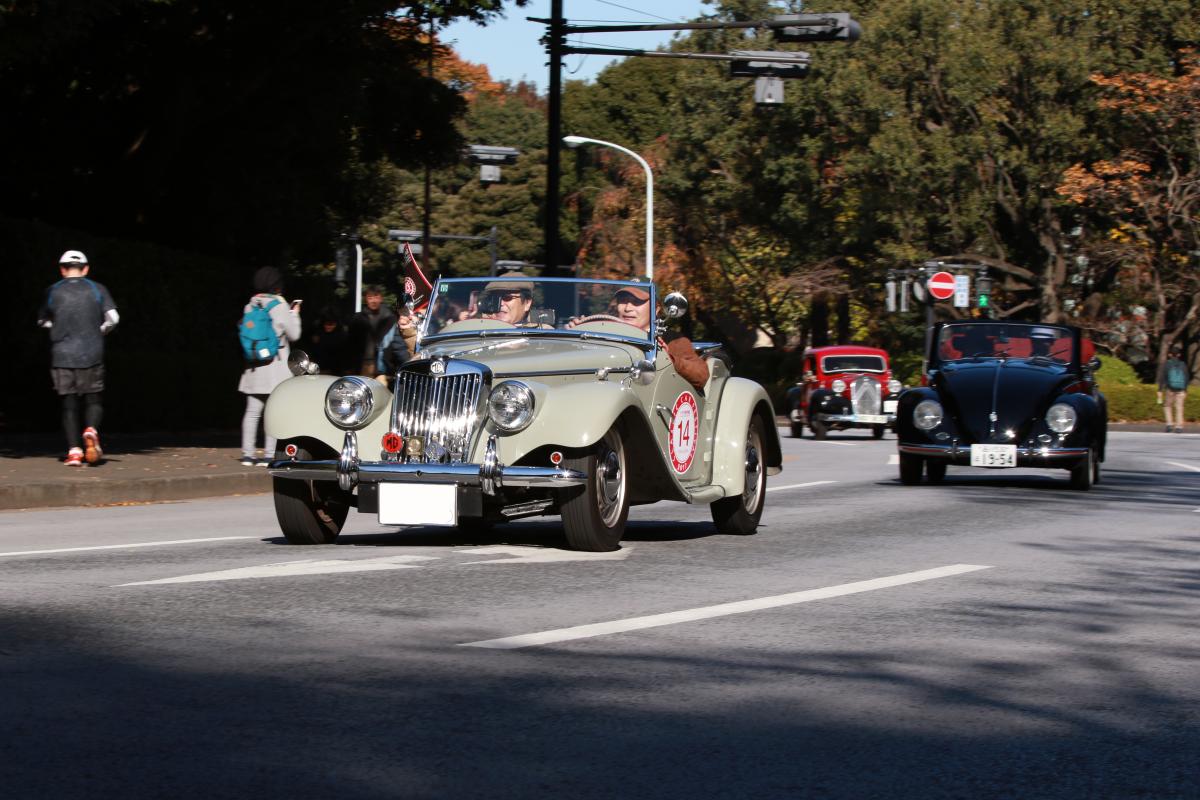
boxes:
[785,345,902,439]
[895,320,1107,489]
[265,276,783,551]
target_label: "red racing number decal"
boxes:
[669,392,699,473]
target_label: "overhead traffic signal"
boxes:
[772,13,862,43]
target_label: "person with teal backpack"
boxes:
[1157,343,1190,433]
[237,266,301,464]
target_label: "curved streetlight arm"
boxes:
[563,135,654,281]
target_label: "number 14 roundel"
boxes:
[669,391,699,473]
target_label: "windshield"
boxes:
[938,323,1074,364]
[421,277,655,344]
[822,355,885,373]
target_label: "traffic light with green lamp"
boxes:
[976,270,993,315]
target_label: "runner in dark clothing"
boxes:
[36,250,119,466]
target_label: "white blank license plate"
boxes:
[970,444,1017,468]
[378,483,457,526]
[857,414,887,424]
[883,400,897,413]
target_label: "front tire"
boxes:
[1070,448,1095,491]
[925,459,947,484]
[810,418,828,440]
[711,415,767,535]
[790,416,804,438]
[560,427,629,552]
[872,425,886,440]
[899,452,924,485]
[273,446,350,544]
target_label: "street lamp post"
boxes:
[563,135,654,281]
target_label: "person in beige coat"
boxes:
[238,266,301,465]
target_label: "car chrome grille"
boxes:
[851,376,881,415]
[390,359,489,463]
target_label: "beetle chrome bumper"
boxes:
[899,442,1090,465]
[268,433,586,495]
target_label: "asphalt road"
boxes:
[1,430,1198,799]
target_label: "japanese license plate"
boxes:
[857,414,887,424]
[378,483,457,526]
[883,400,897,414]
[970,444,1017,468]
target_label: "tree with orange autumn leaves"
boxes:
[1057,49,1200,364]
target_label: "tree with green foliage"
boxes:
[0,1,524,263]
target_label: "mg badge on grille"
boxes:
[430,359,446,375]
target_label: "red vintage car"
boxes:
[785,345,903,439]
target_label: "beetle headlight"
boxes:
[488,382,535,432]
[1046,402,1077,434]
[913,399,943,431]
[325,377,374,428]
[831,379,847,394]
[888,379,903,394]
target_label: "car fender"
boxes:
[264,375,393,455]
[711,378,783,496]
[493,379,643,464]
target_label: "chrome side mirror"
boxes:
[1087,356,1101,372]
[662,292,689,319]
[288,349,320,376]
[630,358,656,385]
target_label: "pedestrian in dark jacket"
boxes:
[349,285,395,377]
[308,305,350,375]
[37,250,119,466]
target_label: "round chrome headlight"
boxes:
[488,382,535,432]
[888,379,903,394]
[1046,402,1077,434]
[325,377,374,428]
[913,399,943,431]
[831,379,847,394]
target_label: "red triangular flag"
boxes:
[400,242,434,311]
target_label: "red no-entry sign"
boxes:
[927,271,956,301]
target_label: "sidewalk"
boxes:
[0,431,270,512]
[0,423,1192,512]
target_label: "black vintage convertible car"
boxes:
[896,321,1107,489]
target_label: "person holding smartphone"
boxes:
[237,266,301,465]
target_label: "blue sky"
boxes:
[441,0,716,89]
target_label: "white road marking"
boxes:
[887,454,900,465]
[457,545,633,565]
[814,441,859,447]
[766,480,836,493]
[1165,460,1200,473]
[461,563,993,650]
[118,555,439,586]
[0,536,254,558]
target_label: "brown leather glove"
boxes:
[667,337,710,390]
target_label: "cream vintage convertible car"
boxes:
[265,276,782,551]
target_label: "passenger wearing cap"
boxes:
[37,250,120,467]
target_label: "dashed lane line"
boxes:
[0,536,255,558]
[461,563,993,650]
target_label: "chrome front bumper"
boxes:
[817,413,896,426]
[899,442,1090,465]
[269,433,586,495]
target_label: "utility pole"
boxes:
[543,0,564,275]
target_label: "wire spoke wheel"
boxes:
[561,427,628,552]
